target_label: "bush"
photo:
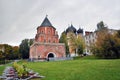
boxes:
[91,29,120,59]
[13,62,28,78]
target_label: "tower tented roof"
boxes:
[40,15,55,29]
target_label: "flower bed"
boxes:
[0,62,45,80]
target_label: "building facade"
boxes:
[64,22,117,55]
[29,16,66,60]
[84,31,96,54]
[84,23,117,55]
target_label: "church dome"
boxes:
[77,28,83,34]
[66,24,76,33]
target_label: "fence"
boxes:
[48,57,73,61]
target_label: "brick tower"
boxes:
[29,16,66,60]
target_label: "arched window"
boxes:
[41,31,44,33]
[48,31,50,34]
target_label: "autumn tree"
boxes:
[59,31,69,56]
[92,29,120,59]
[0,44,20,64]
[67,32,76,55]
[69,32,85,56]
[92,21,120,59]
[97,21,107,30]
[11,46,20,59]
[0,44,5,61]
[76,35,85,56]
[3,44,13,60]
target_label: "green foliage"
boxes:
[69,32,85,56]
[97,21,107,30]
[19,39,33,59]
[59,31,69,56]
[116,30,120,38]
[77,45,84,55]
[0,51,4,60]
[13,62,28,78]
[92,29,120,59]
[76,36,85,55]
[0,44,20,62]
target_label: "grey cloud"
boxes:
[0,0,120,46]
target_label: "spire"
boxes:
[40,15,53,27]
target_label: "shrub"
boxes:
[13,62,28,78]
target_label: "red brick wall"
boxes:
[30,25,66,60]
[30,43,66,59]
[35,26,59,43]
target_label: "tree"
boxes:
[19,39,33,59]
[4,44,12,58]
[69,32,85,56]
[0,51,3,58]
[92,29,120,59]
[113,30,120,58]
[68,32,76,54]
[76,35,85,56]
[0,44,20,64]
[0,44,5,60]
[12,46,20,59]
[59,31,69,56]
[116,30,120,38]
[97,21,107,30]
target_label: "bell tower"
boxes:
[29,15,66,60]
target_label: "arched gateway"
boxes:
[47,53,56,58]
[48,53,54,58]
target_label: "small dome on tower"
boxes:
[77,28,83,34]
[66,24,76,33]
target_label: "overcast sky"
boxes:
[0,0,120,46]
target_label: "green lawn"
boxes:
[0,59,120,80]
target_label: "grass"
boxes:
[0,57,120,80]
[0,65,5,75]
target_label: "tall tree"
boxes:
[19,39,33,59]
[92,29,120,59]
[12,46,20,59]
[3,44,13,60]
[59,31,69,56]
[76,35,85,56]
[0,44,20,62]
[97,21,107,30]
[69,32,85,56]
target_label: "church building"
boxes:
[29,16,66,60]
[66,24,84,56]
